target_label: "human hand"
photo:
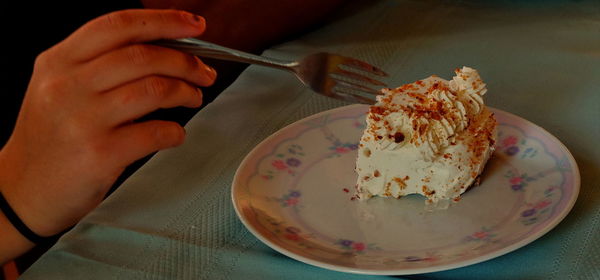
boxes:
[0,9,215,238]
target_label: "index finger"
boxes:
[57,9,206,62]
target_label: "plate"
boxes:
[231,105,579,275]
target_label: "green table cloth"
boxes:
[22,0,599,279]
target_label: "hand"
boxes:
[0,9,216,238]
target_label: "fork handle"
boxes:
[153,38,298,72]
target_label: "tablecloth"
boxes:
[22,0,599,279]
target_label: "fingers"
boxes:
[101,76,203,124]
[109,120,185,166]
[82,44,216,92]
[59,9,206,62]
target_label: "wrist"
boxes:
[0,144,57,238]
[0,191,50,244]
[0,201,35,265]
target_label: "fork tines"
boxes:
[329,55,388,104]
[339,57,389,77]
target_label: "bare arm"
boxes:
[0,211,33,265]
[0,9,215,264]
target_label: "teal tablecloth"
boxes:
[22,0,599,279]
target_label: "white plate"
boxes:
[231,105,580,275]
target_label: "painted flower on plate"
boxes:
[272,160,287,170]
[522,209,536,217]
[286,157,301,167]
[502,136,518,147]
[506,146,520,156]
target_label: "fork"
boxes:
[153,38,387,104]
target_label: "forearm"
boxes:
[0,9,217,265]
[0,209,34,265]
[0,149,35,265]
[140,0,348,52]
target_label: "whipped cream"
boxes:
[355,67,496,205]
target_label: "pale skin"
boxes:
[0,0,347,265]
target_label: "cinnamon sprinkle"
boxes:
[393,177,408,190]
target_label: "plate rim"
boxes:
[231,104,580,275]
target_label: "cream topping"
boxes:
[355,67,496,205]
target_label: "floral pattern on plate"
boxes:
[232,105,579,275]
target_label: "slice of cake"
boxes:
[355,67,496,205]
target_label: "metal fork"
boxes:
[154,38,387,104]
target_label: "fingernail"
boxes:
[204,64,217,80]
[185,13,204,27]
[195,87,204,107]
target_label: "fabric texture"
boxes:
[22,0,599,279]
